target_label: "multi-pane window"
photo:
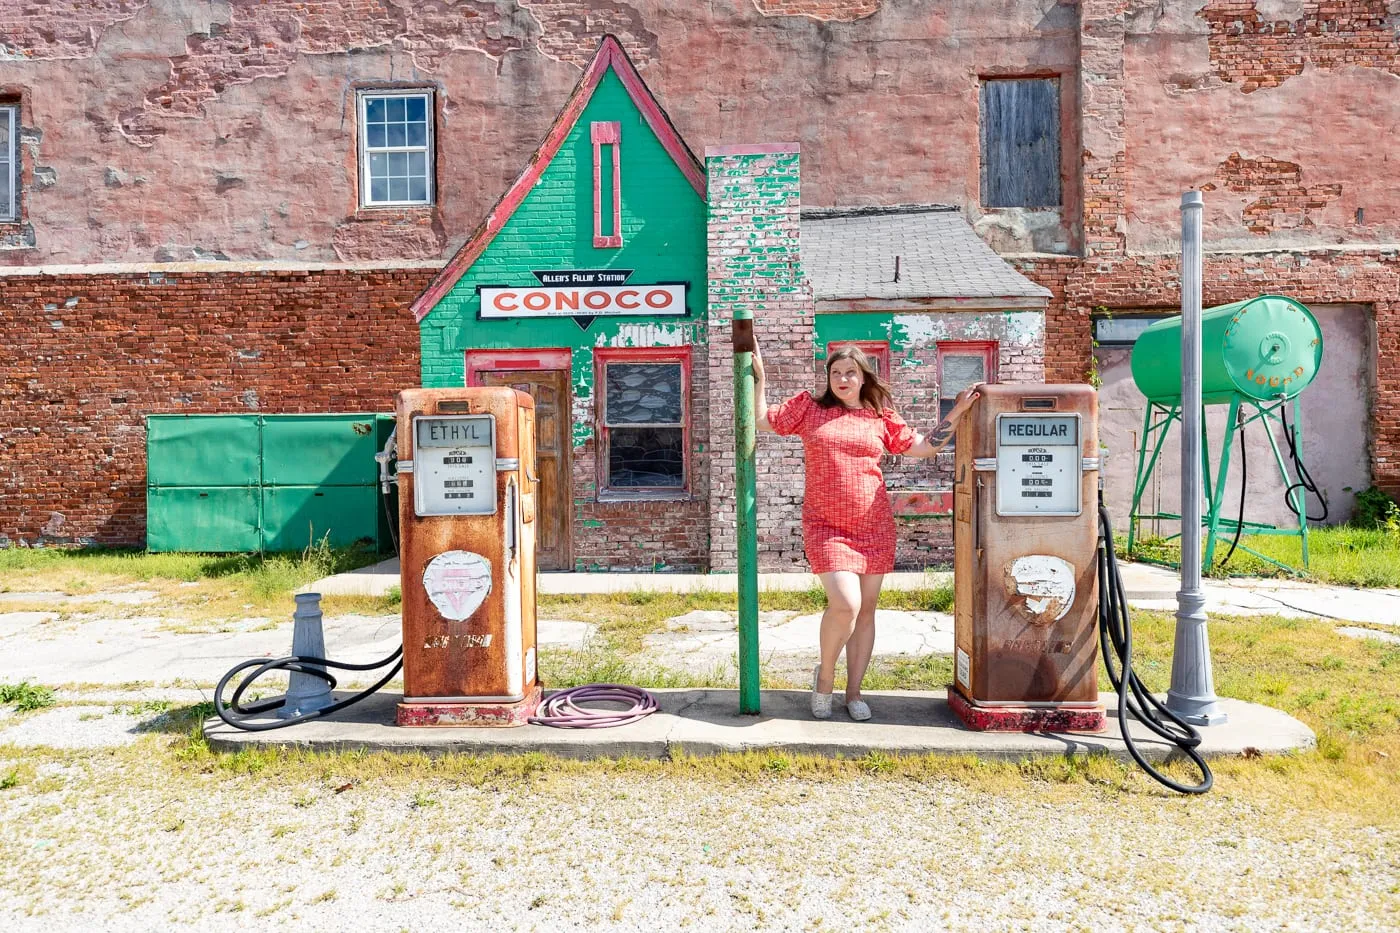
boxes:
[979,77,1061,208]
[0,105,16,222]
[938,343,998,445]
[598,349,689,494]
[358,91,433,207]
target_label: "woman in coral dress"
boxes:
[754,345,980,721]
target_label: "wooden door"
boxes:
[478,369,570,571]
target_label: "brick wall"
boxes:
[706,145,812,572]
[1200,0,1400,93]
[1202,152,1344,235]
[0,266,426,546]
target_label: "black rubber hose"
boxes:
[1280,403,1327,524]
[1098,505,1213,794]
[214,646,403,732]
[1220,416,1247,568]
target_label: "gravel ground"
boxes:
[0,726,1395,932]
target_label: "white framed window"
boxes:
[0,105,17,222]
[357,90,433,208]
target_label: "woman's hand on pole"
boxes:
[752,345,773,432]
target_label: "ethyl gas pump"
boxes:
[214,386,544,731]
[394,387,542,726]
[951,384,1212,794]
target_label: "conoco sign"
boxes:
[478,282,687,319]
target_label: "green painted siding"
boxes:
[419,70,708,448]
[814,313,896,359]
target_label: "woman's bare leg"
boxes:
[816,571,861,693]
[843,573,884,702]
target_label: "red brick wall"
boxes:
[0,267,427,546]
[705,146,812,572]
[1200,0,1400,93]
[1200,153,1344,235]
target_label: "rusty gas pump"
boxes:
[949,384,1105,732]
[394,387,542,726]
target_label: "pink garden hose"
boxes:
[529,684,659,728]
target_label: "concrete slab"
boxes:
[205,688,1314,763]
[1338,626,1400,646]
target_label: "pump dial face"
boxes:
[994,414,1081,516]
[414,414,496,516]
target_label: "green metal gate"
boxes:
[146,413,397,553]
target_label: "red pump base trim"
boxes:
[397,686,543,728]
[948,687,1106,733]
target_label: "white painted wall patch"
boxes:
[423,550,492,622]
[1003,555,1076,623]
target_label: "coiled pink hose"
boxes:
[529,684,659,728]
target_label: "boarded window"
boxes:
[980,78,1061,208]
[599,352,689,493]
[0,105,15,222]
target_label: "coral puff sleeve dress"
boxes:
[767,391,916,575]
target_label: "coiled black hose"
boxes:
[1098,505,1213,794]
[214,646,403,732]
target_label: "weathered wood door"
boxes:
[477,369,571,571]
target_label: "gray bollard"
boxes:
[279,592,334,718]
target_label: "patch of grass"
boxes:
[1125,524,1400,587]
[0,541,383,621]
[0,681,56,712]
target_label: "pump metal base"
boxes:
[397,685,543,728]
[947,688,1106,734]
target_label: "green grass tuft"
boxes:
[0,681,56,712]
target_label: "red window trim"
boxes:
[464,347,572,385]
[936,341,998,395]
[594,346,691,499]
[591,121,622,248]
[826,340,891,380]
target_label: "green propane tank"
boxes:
[1130,295,1323,405]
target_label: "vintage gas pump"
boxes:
[394,387,542,727]
[949,384,1105,732]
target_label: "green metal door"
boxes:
[146,487,261,552]
[146,415,260,486]
[262,415,381,486]
[261,486,379,552]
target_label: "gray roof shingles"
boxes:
[799,205,1052,303]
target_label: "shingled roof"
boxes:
[799,205,1052,306]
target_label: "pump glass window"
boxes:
[358,91,433,207]
[599,351,689,494]
[938,343,998,445]
[0,105,16,222]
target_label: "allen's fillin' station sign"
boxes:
[478,270,687,327]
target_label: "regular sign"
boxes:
[479,283,686,319]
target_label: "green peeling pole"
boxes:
[733,315,761,714]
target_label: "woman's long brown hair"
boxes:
[814,346,893,412]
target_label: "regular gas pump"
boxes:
[949,384,1105,732]
[394,387,542,727]
[951,384,1213,794]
